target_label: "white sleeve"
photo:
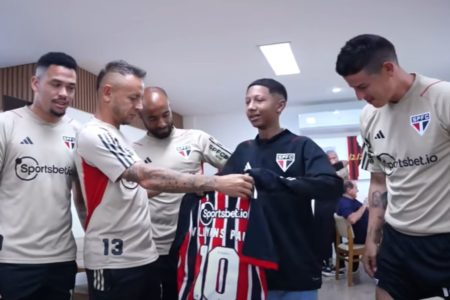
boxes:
[359,106,383,173]
[433,82,450,133]
[77,126,138,182]
[0,113,7,171]
[197,131,231,169]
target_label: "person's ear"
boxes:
[382,61,395,76]
[31,75,39,93]
[277,99,287,114]
[102,84,113,103]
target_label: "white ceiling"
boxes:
[1,0,450,116]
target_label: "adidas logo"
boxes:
[374,130,385,140]
[144,157,152,164]
[20,137,33,144]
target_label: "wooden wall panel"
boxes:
[173,112,183,128]
[0,63,184,128]
[0,63,97,114]
[0,64,34,109]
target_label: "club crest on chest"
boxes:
[276,153,295,172]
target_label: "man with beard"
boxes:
[133,87,231,300]
[75,61,251,300]
[0,52,82,299]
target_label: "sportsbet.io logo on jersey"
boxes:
[15,156,74,181]
[376,152,438,176]
[200,202,248,226]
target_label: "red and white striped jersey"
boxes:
[173,191,277,300]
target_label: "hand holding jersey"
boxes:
[77,60,254,300]
[134,87,236,300]
[122,161,253,198]
[216,78,343,300]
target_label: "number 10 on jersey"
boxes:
[193,245,239,299]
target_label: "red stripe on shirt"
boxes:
[420,80,442,96]
[81,159,108,229]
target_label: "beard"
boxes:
[50,109,66,117]
[150,125,173,139]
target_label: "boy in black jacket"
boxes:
[222,78,343,299]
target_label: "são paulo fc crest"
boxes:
[276,153,295,172]
[63,136,75,149]
[410,112,430,136]
[176,145,192,158]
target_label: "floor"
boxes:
[319,269,375,299]
[319,269,443,300]
[74,268,444,300]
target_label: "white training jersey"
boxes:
[76,118,158,269]
[0,106,78,263]
[360,74,450,235]
[133,128,230,255]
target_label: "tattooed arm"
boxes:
[363,172,387,277]
[121,161,254,198]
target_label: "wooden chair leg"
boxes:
[348,254,353,286]
[335,253,340,280]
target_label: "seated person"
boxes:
[336,180,368,271]
[326,150,349,180]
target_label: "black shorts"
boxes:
[86,261,160,300]
[375,223,450,300]
[0,260,77,300]
[153,254,178,300]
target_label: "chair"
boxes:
[334,213,365,286]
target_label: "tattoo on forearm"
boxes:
[124,162,217,193]
[371,191,387,209]
[123,165,140,182]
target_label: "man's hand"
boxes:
[214,174,254,198]
[363,239,378,277]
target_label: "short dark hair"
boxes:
[336,34,398,76]
[35,52,77,76]
[247,78,288,101]
[343,180,354,192]
[96,60,146,90]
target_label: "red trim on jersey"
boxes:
[240,256,278,270]
[81,159,108,229]
[236,261,249,299]
[177,231,191,293]
[236,197,249,299]
[212,192,226,248]
[420,80,442,96]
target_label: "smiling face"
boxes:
[31,65,77,122]
[140,88,173,139]
[245,85,285,130]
